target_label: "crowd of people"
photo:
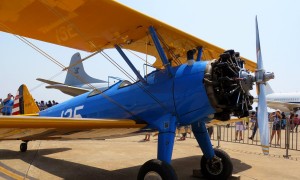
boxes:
[0,92,59,115]
[233,108,300,146]
[142,108,300,144]
[36,100,59,110]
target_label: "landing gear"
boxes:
[137,115,177,179]
[137,159,178,180]
[20,141,28,152]
[201,148,233,180]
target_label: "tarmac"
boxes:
[0,135,300,180]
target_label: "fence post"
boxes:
[284,119,290,159]
[217,125,221,148]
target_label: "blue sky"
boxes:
[0,0,299,102]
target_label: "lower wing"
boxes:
[0,116,147,140]
[207,117,246,126]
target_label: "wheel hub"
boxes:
[206,156,223,175]
[144,171,163,180]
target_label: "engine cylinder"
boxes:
[204,50,254,120]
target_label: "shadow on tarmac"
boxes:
[0,148,252,180]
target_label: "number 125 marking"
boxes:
[61,105,84,118]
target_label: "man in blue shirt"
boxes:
[1,93,14,115]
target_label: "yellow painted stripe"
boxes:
[0,165,23,180]
[261,145,270,148]
[0,116,147,129]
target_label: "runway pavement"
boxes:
[0,135,300,180]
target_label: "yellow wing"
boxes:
[207,117,249,126]
[0,0,256,71]
[0,116,147,140]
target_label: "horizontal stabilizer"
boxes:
[36,78,63,85]
[46,84,89,97]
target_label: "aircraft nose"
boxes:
[204,50,254,120]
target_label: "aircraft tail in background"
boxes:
[65,52,106,85]
[37,52,108,96]
[265,82,274,95]
[12,84,40,115]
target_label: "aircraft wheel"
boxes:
[137,159,178,180]
[201,148,233,179]
[20,142,27,152]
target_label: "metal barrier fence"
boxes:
[176,119,299,159]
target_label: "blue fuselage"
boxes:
[39,61,215,126]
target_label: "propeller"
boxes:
[255,16,274,155]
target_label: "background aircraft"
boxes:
[37,52,108,96]
[253,83,300,114]
[0,1,273,179]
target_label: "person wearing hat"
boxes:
[270,109,282,146]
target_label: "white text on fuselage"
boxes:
[61,105,84,118]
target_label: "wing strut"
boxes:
[196,47,203,62]
[115,45,147,84]
[148,26,173,77]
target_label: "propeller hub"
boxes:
[255,70,274,84]
[238,69,254,93]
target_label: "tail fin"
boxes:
[265,82,274,95]
[65,52,106,85]
[12,84,40,115]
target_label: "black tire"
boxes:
[20,142,27,152]
[201,148,233,180]
[137,159,178,180]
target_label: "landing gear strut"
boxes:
[137,115,178,180]
[20,141,28,152]
[201,148,233,179]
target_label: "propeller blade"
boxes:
[257,84,269,155]
[255,16,269,155]
[256,16,263,70]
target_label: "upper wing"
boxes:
[0,0,256,71]
[0,116,147,140]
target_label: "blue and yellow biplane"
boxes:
[0,1,273,179]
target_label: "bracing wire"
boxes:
[100,49,169,112]
[29,71,64,92]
